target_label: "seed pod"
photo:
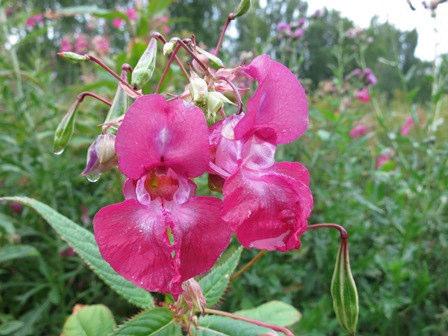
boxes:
[53,101,78,155]
[163,39,176,55]
[131,38,157,87]
[234,0,251,18]
[58,51,88,63]
[195,46,224,69]
[331,239,359,335]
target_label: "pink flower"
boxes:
[210,55,313,252]
[400,116,415,136]
[59,36,72,53]
[9,202,23,215]
[25,14,43,28]
[363,68,377,86]
[112,18,123,29]
[375,150,393,169]
[349,123,369,138]
[355,87,370,103]
[74,34,88,54]
[92,35,110,55]
[93,95,231,296]
[126,8,138,21]
[276,22,291,34]
[292,28,304,39]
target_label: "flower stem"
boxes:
[204,308,294,336]
[76,92,112,107]
[307,223,348,240]
[230,251,266,282]
[217,76,243,114]
[215,14,235,55]
[156,43,182,93]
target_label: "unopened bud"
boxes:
[233,0,251,18]
[331,239,359,335]
[206,91,234,123]
[58,51,88,63]
[131,38,157,87]
[195,46,224,69]
[53,101,78,155]
[189,75,208,104]
[163,39,176,55]
[82,134,117,182]
[180,279,206,314]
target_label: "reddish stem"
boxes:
[215,14,235,55]
[77,92,112,106]
[156,43,182,93]
[204,308,294,336]
[307,223,348,240]
[178,38,214,78]
[217,76,243,114]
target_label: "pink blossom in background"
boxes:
[292,28,304,39]
[276,21,291,33]
[349,123,369,138]
[155,15,170,34]
[60,247,75,257]
[400,116,415,136]
[9,202,23,215]
[112,18,124,29]
[92,35,110,55]
[25,14,43,28]
[126,8,138,21]
[94,95,231,296]
[59,36,72,53]
[355,87,370,103]
[74,34,88,54]
[363,68,378,86]
[375,151,393,169]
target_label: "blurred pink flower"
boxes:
[9,202,23,215]
[375,150,393,169]
[112,18,123,29]
[74,34,88,54]
[92,35,110,55]
[26,14,43,28]
[355,87,370,103]
[59,36,72,52]
[277,21,291,33]
[292,28,304,39]
[60,246,75,257]
[126,8,138,21]
[349,123,369,138]
[400,116,415,136]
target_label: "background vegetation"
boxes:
[1,0,447,335]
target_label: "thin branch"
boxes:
[77,91,112,106]
[204,308,294,336]
[307,223,348,240]
[156,43,182,93]
[406,0,416,10]
[217,76,243,114]
[230,251,266,282]
[215,14,235,55]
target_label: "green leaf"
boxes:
[0,320,25,335]
[112,308,180,336]
[131,38,157,87]
[62,305,115,336]
[53,6,127,20]
[196,315,277,336]
[233,0,251,18]
[147,0,173,15]
[0,197,154,308]
[0,213,15,235]
[199,247,242,306]
[235,301,301,327]
[0,244,39,263]
[331,240,359,335]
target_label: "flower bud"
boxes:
[206,91,234,123]
[131,38,157,87]
[82,134,117,182]
[233,0,251,18]
[189,75,208,104]
[163,39,176,55]
[195,46,224,69]
[57,51,88,63]
[331,239,359,335]
[180,279,206,314]
[53,101,78,155]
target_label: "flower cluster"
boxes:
[88,54,313,295]
[276,18,307,39]
[59,34,110,55]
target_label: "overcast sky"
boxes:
[306,0,448,61]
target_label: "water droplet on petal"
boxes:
[54,148,64,155]
[86,172,101,183]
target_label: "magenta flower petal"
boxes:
[168,197,232,281]
[116,95,210,179]
[235,54,308,144]
[349,123,369,138]
[400,116,415,136]
[94,199,180,294]
[355,87,370,103]
[94,197,230,295]
[223,162,313,251]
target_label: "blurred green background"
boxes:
[1,0,447,335]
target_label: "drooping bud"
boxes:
[53,101,78,155]
[189,74,208,104]
[180,279,207,314]
[57,51,88,63]
[104,82,128,132]
[131,38,157,87]
[195,46,224,69]
[82,134,117,182]
[206,91,234,123]
[233,0,251,18]
[331,238,359,335]
[163,39,176,55]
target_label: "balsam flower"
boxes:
[93,95,231,296]
[210,55,313,251]
[25,14,43,28]
[355,87,370,103]
[349,123,369,138]
[59,36,72,53]
[400,116,415,136]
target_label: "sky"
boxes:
[306,0,448,60]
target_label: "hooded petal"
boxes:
[168,196,232,281]
[223,162,313,251]
[93,199,181,294]
[235,55,308,144]
[116,94,210,179]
